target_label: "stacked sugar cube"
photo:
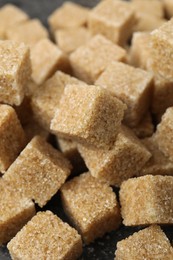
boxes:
[0,0,173,259]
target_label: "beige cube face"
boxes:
[0,40,31,105]
[96,61,153,127]
[55,27,91,54]
[48,2,89,32]
[0,4,28,39]
[7,211,82,260]
[88,0,136,46]
[4,136,72,207]
[70,34,127,84]
[141,137,173,176]
[31,71,85,130]
[51,84,126,149]
[61,172,121,244]
[0,105,26,173]
[152,75,173,119]
[0,178,35,245]
[120,175,173,226]
[132,0,165,32]
[154,107,173,161]
[151,19,173,81]
[131,112,154,139]
[115,225,173,260]
[130,32,152,69]
[6,19,48,47]
[134,13,166,32]
[132,0,164,18]
[78,126,151,186]
[31,38,68,85]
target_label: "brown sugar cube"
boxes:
[0,4,29,39]
[78,126,151,186]
[70,34,127,84]
[0,178,35,245]
[115,225,173,260]
[0,40,31,106]
[61,172,121,244]
[7,211,82,260]
[131,44,173,121]
[88,0,136,46]
[164,0,173,18]
[140,137,173,176]
[31,71,85,130]
[133,13,166,32]
[150,19,173,81]
[57,137,87,175]
[151,74,173,120]
[4,136,72,207]
[96,61,153,127]
[0,105,26,173]
[31,38,69,85]
[154,107,173,161]
[120,175,173,226]
[51,84,126,149]
[132,0,164,18]
[6,19,48,47]
[55,27,91,54]
[131,112,154,139]
[130,32,152,69]
[48,2,89,32]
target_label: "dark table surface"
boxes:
[0,0,173,259]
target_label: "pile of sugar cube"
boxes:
[0,0,173,259]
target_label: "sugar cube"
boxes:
[61,172,121,244]
[7,211,82,260]
[4,136,72,207]
[31,38,68,85]
[70,34,127,84]
[51,84,126,148]
[96,61,153,127]
[48,2,89,32]
[120,175,173,225]
[0,178,35,245]
[0,104,26,173]
[0,40,31,105]
[88,0,136,46]
[78,126,151,186]
[115,225,173,260]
